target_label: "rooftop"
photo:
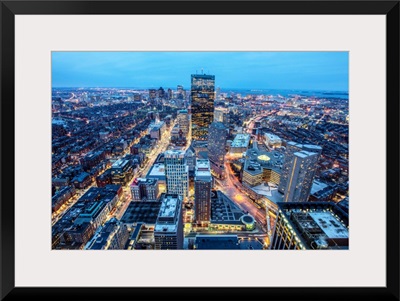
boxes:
[231,134,250,148]
[120,201,162,225]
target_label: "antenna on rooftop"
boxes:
[201,68,204,74]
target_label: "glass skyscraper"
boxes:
[207,121,227,179]
[190,74,215,141]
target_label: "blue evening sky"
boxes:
[52,52,348,91]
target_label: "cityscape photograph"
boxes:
[51,51,349,250]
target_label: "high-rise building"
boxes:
[149,89,157,100]
[194,159,212,224]
[278,141,322,196]
[158,87,165,99]
[154,194,184,250]
[207,121,227,179]
[130,178,160,201]
[281,151,320,203]
[270,202,349,250]
[190,73,215,141]
[185,146,196,177]
[164,150,189,199]
[177,109,191,139]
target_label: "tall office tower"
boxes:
[177,85,184,100]
[270,202,349,250]
[281,150,320,203]
[158,87,165,99]
[279,142,322,195]
[194,159,212,224]
[190,73,215,141]
[154,194,184,250]
[164,150,189,199]
[167,88,173,100]
[207,121,228,179]
[177,109,191,138]
[149,89,157,101]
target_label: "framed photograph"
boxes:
[1,1,399,300]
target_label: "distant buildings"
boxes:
[191,73,215,141]
[194,159,212,225]
[207,121,228,179]
[164,150,189,199]
[154,194,184,250]
[270,202,349,250]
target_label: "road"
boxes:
[215,160,268,233]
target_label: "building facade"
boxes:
[177,109,191,139]
[154,194,184,250]
[130,178,160,201]
[190,74,215,141]
[207,121,228,179]
[279,142,322,203]
[164,150,189,199]
[194,159,212,225]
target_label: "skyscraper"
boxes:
[177,109,191,139]
[279,143,321,203]
[190,73,215,141]
[279,142,322,197]
[207,121,228,179]
[194,159,212,224]
[164,150,189,199]
[154,194,184,250]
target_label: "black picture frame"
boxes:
[1,1,399,300]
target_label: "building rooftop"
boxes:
[210,190,246,225]
[277,202,349,249]
[154,194,181,233]
[120,201,162,225]
[147,163,166,179]
[231,134,250,148]
[195,234,240,250]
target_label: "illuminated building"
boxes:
[230,133,251,154]
[214,107,229,125]
[154,194,183,250]
[209,190,255,232]
[62,222,95,249]
[282,151,319,203]
[279,142,322,195]
[207,121,227,179]
[190,73,215,141]
[177,109,191,139]
[194,159,212,224]
[85,218,129,250]
[164,150,189,199]
[270,202,349,250]
[130,178,160,201]
[242,148,283,188]
[264,133,282,149]
[185,146,196,177]
[109,158,135,186]
[146,163,166,193]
